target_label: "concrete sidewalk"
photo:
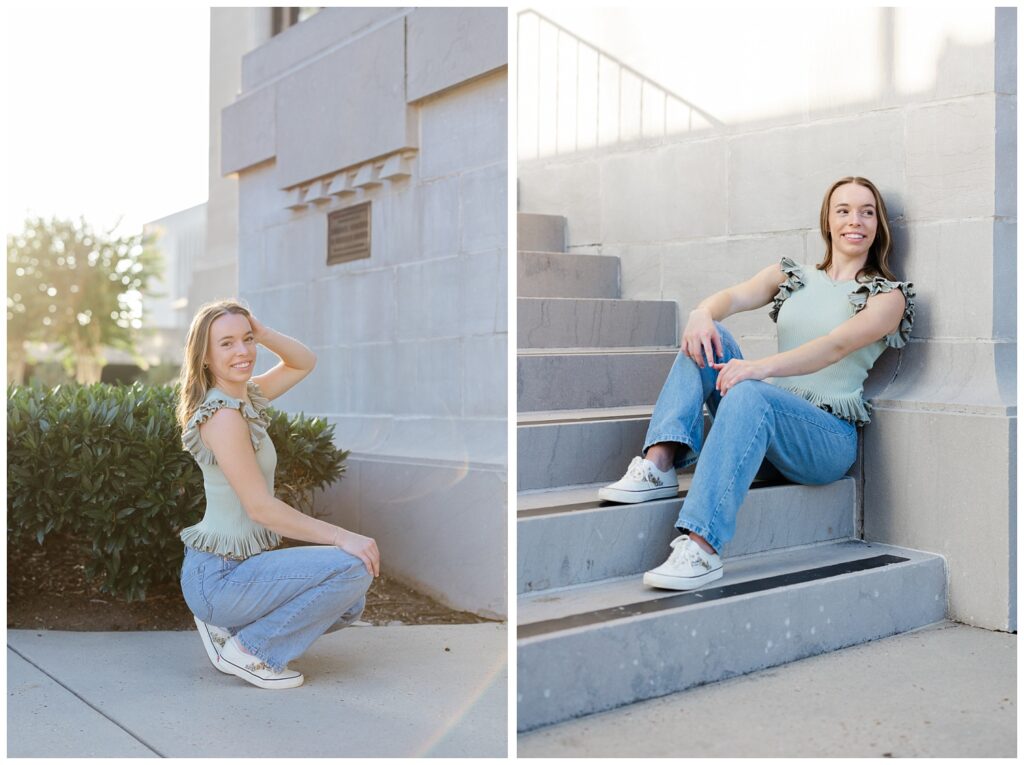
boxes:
[518,620,1016,758]
[8,623,507,758]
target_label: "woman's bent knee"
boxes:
[326,548,373,587]
[733,379,769,395]
[674,349,698,368]
[720,379,770,408]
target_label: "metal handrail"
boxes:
[518,8,722,159]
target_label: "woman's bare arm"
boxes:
[698,262,790,319]
[199,409,379,576]
[247,314,317,401]
[683,263,788,367]
[712,289,907,394]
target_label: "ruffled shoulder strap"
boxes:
[768,257,806,323]
[246,379,271,415]
[848,277,916,349]
[182,382,271,465]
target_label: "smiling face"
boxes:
[205,312,256,389]
[827,182,878,260]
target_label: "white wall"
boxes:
[519,7,995,159]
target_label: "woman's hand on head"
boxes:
[682,308,724,368]
[712,358,769,396]
[332,528,380,578]
[246,313,269,344]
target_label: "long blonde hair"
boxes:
[176,299,253,432]
[817,176,897,282]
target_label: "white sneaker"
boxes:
[598,457,679,503]
[194,616,233,674]
[643,535,724,590]
[217,637,304,690]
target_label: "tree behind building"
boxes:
[7,216,163,383]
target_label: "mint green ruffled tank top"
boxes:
[179,380,281,559]
[768,257,916,426]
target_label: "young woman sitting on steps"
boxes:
[598,176,915,592]
[177,300,379,689]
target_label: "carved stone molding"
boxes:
[285,150,417,211]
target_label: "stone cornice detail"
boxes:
[285,150,417,211]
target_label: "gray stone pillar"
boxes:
[865,8,1016,632]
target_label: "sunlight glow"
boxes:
[5,6,210,240]
[519,6,998,161]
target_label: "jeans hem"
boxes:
[235,633,284,674]
[643,433,700,470]
[675,518,723,554]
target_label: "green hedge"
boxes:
[7,382,348,601]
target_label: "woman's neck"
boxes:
[211,378,248,401]
[826,252,869,282]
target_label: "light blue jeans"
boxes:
[644,323,858,553]
[180,544,372,673]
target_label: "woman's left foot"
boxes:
[218,638,304,690]
[643,535,723,590]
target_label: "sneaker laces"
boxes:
[626,457,663,486]
[668,536,711,568]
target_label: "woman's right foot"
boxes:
[217,637,304,690]
[598,456,679,503]
[194,616,233,674]
[643,535,723,590]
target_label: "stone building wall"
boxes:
[222,7,508,617]
[518,7,1016,630]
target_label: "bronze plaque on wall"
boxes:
[327,202,371,265]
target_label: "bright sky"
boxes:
[5,6,210,240]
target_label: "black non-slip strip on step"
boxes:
[517,477,788,519]
[518,554,909,639]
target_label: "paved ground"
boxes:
[8,623,507,758]
[518,620,1016,758]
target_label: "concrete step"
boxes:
[518,213,567,254]
[518,297,677,349]
[518,252,620,300]
[517,477,855,593]
[517,407,653,492]
[517,348,677,412]
[516,539,947,731]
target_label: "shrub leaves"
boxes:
[8,382,348,601]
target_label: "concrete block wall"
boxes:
[223,7,508,618]
[518,7,1016,630]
